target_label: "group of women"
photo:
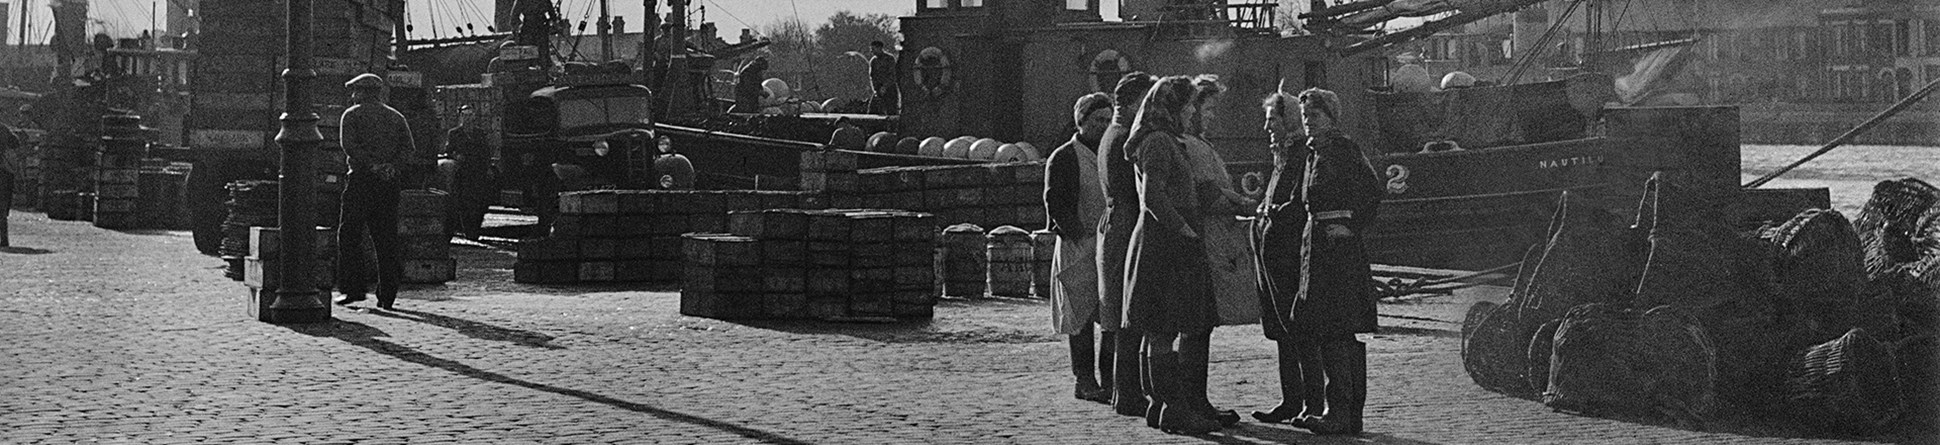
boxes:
[1042,73,1384,435]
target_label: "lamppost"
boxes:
[269,0,328,324]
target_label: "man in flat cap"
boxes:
[335,73,415,310]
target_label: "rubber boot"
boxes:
[1098,330,1117,395]
[1070,329,1109,402]
[1112,329,1149,416]
[1311,340,1366,435]
[1292,340,1329,430]
[1252,340,1307,423]
[1143,341,1162,428]
[1179,333,1239,426]
[1150,351,1222,434]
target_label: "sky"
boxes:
[2,0,930,45]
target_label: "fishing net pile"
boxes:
[1462,172,1939,435]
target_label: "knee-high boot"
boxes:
[1097,330,1116,395]
[1112,329,1148,416]
[1311,339,1366,435]
[1149,351,1222,434]
[1178,333,1239,426]
[1070,329,1108,402]
[1252,340,1310,423]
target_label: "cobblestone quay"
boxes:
[0,210,1927,444]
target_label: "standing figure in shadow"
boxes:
[1096,72,1157,418]
[1045,92,1116,403]
[1290,87,1383,435]
[1250,89,1323,427]
[1121,75,1221,435]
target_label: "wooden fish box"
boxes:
[728,209,810,240]
[682,234,760,266]
[396,216,444,236]
[516,237,577,261]
[397,189,447,217]
[513,260,578,284]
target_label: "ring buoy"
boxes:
[1086,49,1133,93]
[911,47,953,100]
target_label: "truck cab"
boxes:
[495,78,658,233]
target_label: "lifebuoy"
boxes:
[910,47,953,100]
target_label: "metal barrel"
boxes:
[939,223,987,298]
[985,225,1033,298]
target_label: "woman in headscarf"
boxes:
[1249,90,1324,427]
[1045,92,1116,403]
[1121,75,1222,435]
[1292,87,1383,435]
[1174,75,1255,428]
[1096,72,1157,417]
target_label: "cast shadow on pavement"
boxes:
[366,308,565,350]
[286,319,821,445]
[1206,423,1447,445]
[0,246,53,254]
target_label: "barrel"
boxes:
[1030,229,1056,298]
[986,225,1033,297]
[939,223,987,297]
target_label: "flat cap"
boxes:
[345,73,387,89]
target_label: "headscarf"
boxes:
[1072,92,1113,127]
[1298,87,1342,124]
[1186,74,1225,136]
[1123,75,1196,162]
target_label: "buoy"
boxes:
[1014,142,1042,161]
[969,138,1002,160]
[919,137,947,157]
[895,137,922,155]
[993,144,1029,163]
[943,136,975,158]
[867,132,897,152]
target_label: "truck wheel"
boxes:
[184,162,228,255]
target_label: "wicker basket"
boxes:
[1784,327,1904,434]
[1895,335,1938,430]
[1857,179,1937,277]
[1463,301,1535,399]
[1543,303,1719,424]
[1518,191,1634,326]
[1762,209,1865,305]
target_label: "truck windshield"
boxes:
[557,96,650,129]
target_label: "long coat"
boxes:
[1122,132,1218,333]
[1094,120,1139,330]
[1253,144,1309,340]
[1045,136,1106,334]
[1290,130,1383,338]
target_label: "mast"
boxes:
[598,0,612,61]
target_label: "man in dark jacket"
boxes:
[867,41,899,115]
[1292,87,1383,434]
[441,106,493,240]
[335,73,416,310]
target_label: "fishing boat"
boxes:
[892,0,1816,270]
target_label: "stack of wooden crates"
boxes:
[681,208,939,320]
[515,189,818,283]
[398,189,454,283]
[243,226,337,321]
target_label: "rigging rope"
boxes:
[1744,77,1940,189]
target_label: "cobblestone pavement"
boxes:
[2,210,1934,445]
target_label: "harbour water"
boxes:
[1742,144,1940,217]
